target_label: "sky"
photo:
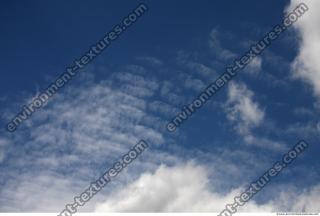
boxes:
[0,0,319,212]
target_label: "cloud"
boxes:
[136,56,164,67]
[285,121,320,138]
[148,101,179,118]
[272,184,320,212]
[209,28,237,61]
[244,57,262,75]
[1,15,319,212]
[288,0,320,98]
[0,171,84,211]
[158,80,186,106]
[243,135,287,152]
[0,67,169,211]
[0,63,317,212]
[224,82,286,151]
[183,76,206,92]
[95,162,320,212]
[176,50,218,79]
[95,163,273,212]
[225,81,265,136]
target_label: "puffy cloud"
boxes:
[95,163,320,212]
[95,163,273,212]
[288,0,320,97]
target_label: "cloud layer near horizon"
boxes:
[94,163,320,212]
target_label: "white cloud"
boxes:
[286,121,320,137]
[209,28,237,61]
[245,57,262,75]
[176,50,218,79]
[243,135,287,152]
[0,171,84,211]
[114,72,159,94]
[184,76,206,92]
[95,163,320,212]
[95,163,273,212]
[224,82,286,151]
[271,184,320,212]
[225,82,265,136]
[0,65,317,211]
[1,16,319,212]
[159,81,186,106]
[148,101,179,118]
[288,0,320,97]
[0,67,170,211]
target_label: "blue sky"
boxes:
[0,0,319,212]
